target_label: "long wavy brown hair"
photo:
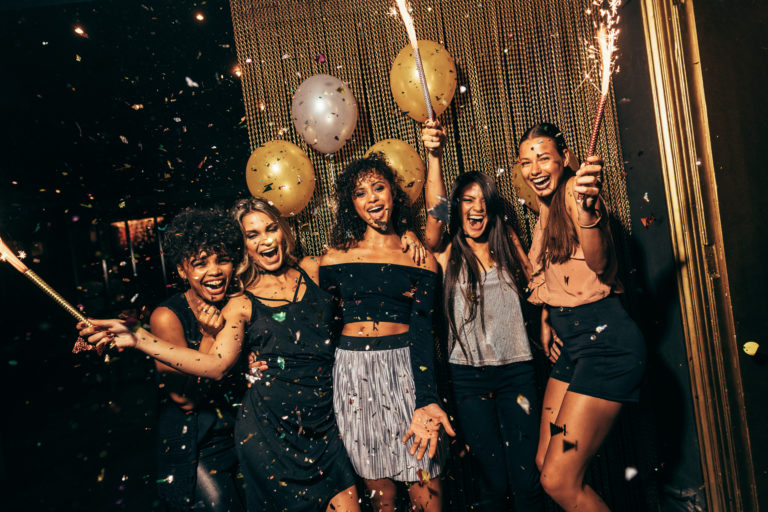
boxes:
[442,172,526,357]
[519,122,578,265]
[230,197,298,291]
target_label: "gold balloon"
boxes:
[390,40,457,122]
[245,141,316,217]
[365,139,425,205]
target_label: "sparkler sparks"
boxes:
[585,0,622,157]
[393,0,435,121]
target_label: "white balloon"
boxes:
[291,74,358,154]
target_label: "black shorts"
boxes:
[548,296,646,403]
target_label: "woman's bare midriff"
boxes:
[341,321,409,337]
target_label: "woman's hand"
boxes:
[574,155,604,212]
[422,120,447,158]
[402,403,456,460]
[196,303,225,337]
[246,353,269,387]
[540,309,562,363]
[77,319,138,351]
[401,231,427,266]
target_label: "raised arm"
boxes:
[79,296,253,380]
[422,120,449,252]
[566,156,612,274]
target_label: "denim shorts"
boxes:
[548,296,646,403]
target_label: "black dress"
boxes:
[235,266,356,512]
[154,293,246,512]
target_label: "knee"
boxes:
[539,467,574,503]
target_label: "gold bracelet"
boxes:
[578,209,602,229]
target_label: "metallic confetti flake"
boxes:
[516,394,531,415]
[743,341,759,356]
[276,356,285,370]
[625,466,638,481]
[595,324,607,333]
[272,311,286,322]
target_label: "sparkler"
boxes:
[0,235,96,353]
[395,0,434,121]
[586,0,621,158]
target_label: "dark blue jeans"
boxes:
[450,361,544,511]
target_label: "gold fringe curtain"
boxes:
[229,0,630,255]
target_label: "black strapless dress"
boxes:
[235,267,356,512]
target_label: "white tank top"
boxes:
[447,265,533,366]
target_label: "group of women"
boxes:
[79,120,645,512]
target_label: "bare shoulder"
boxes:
[319,247,350,266]
[150,306,186,346]
[299,256,321,284]
[150,306,182,332]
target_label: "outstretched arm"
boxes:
[423,120,449,252]
[78,296,253,380]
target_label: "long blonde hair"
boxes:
[230,197,298,291]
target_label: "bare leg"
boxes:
[327,485,360,512]
[535,377,570,471]
[365,478,397,512]
[540,391,622,511]
[407,479,441,512]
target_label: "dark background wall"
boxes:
[691,0,768,505]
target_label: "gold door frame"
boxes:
[640,0,758,509]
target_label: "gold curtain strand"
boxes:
[229,0,631,253]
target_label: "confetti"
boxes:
[595,324,607,333]
[276,356,285,370]
[185,77,200,88]
[640,215,656,228]
[625,466,638,481]
[272,311,286,322]
[743,341,759,356]
[315,53,326,64]
[516,394,531,414]
[642,192,650,203]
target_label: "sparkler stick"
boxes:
[395,0,434,121]
[0,235,91,325]
[586,2,621,158]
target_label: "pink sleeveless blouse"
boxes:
[527,220,622,307]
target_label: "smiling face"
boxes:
[519,137,571,200]
[177,251,234,304]
[459,182,488,239]
[352,171,395,231]
[242,211,286,273]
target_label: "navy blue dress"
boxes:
[235,267,356,511]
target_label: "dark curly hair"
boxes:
[329,153,413,249]
[163,207,243,269]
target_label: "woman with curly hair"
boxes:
[138,207,247,512]
[317,154,455,512]
[420,121,544,511]
[519,122,645,511]
[78,199,362,512]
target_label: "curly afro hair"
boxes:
[329,153,413,250]
[163,207,243,268]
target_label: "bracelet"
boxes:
[578,209,602,229]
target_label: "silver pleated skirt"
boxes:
[333,340,443,482]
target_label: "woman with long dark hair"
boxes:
[421,121,544,511]
[79,199,361,512]
[317,154,455,512]
[519,122,645,511]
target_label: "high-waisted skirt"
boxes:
[333,333,443,482]
[547,296,646,403]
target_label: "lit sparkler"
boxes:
[586,0,621,157]
[0,235,93,351]
[394,0,434,121]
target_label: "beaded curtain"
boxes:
[228,0,630,256]
[229,2,649,510]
